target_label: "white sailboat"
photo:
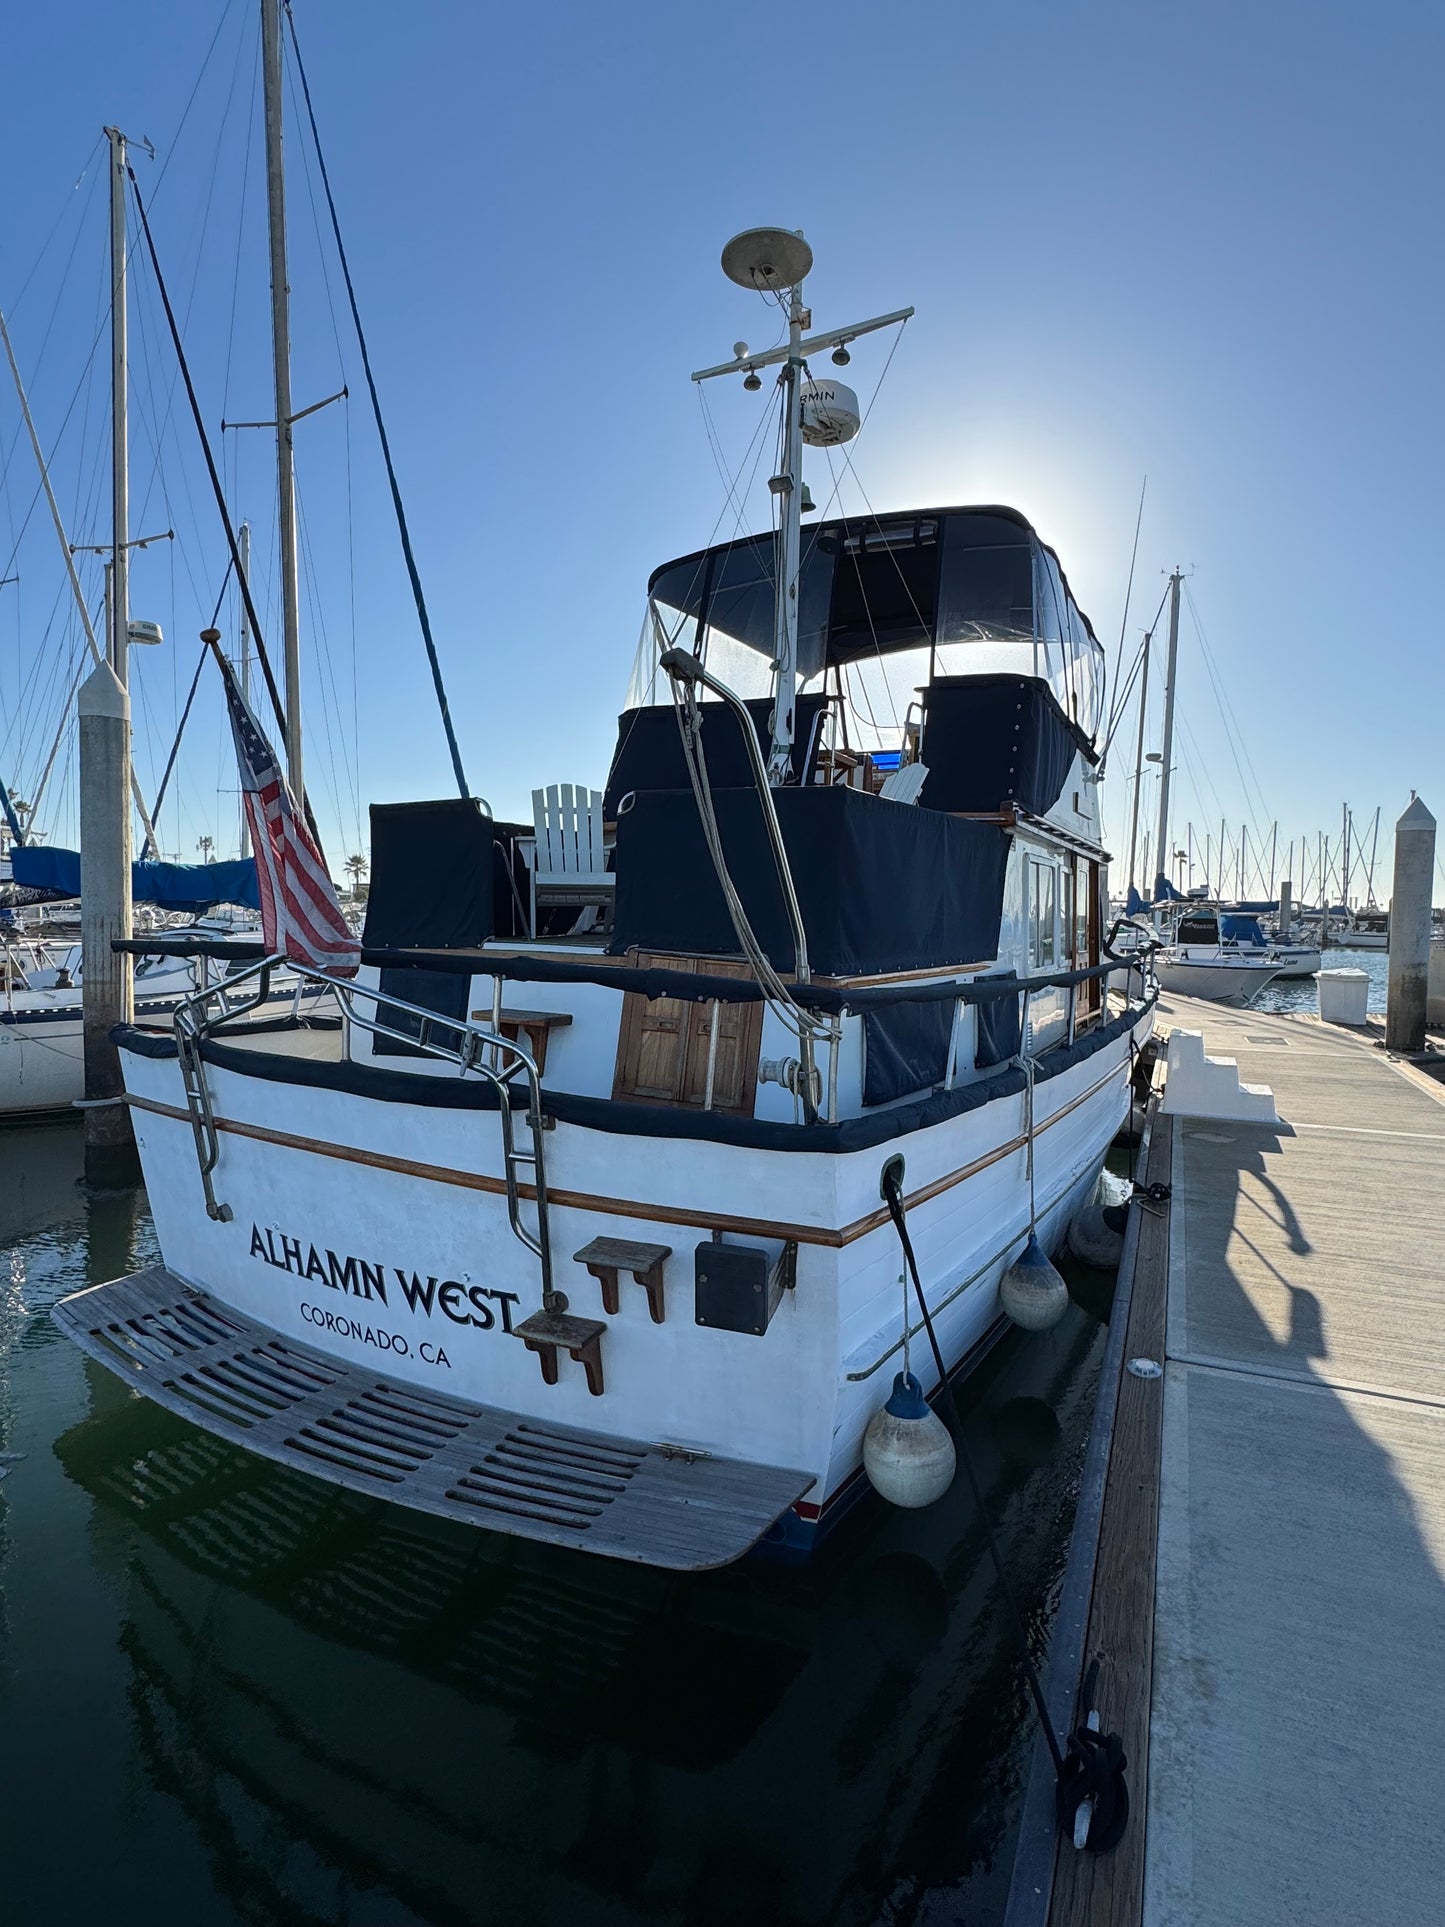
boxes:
[50,51,1156,1568]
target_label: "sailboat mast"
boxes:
[106,127,129,685]
[261,0,303,795]
[1152,570,1182,897]
[1341,802,1351,912]
[238,519,252,858]
[1126,628,1151,892]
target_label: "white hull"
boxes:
[1155,956,1280,1006]
[119,1001,1151,1542]
[1266,946,1322,979]
[1,972,321,1118]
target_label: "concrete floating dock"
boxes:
[1009,993,1445,1927]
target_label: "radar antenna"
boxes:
[694,230,913,784]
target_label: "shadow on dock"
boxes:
[1144,1114,1445,1926]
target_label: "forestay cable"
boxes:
[283,0,470,802]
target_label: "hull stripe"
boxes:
[126,1056,1127,1248]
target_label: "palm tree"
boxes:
[344,853,368,901]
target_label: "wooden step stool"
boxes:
[513,1300,607,1395]
[573,1237,672,1324]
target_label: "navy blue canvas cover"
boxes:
[863,999,955,1105]
[11,845,259,912]
[362,798,494,1055]
[918,675,1092,817]
[602,695,826,819]
[609,783,1011,976]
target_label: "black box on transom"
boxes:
[694,1240,779,1337]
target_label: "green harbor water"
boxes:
[0,1119,1112,1927]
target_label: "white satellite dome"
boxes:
[799,377,861,447]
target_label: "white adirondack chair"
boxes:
[527,785,615,936]
[878,760,929,805]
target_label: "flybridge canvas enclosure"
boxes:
[635,505,1104,740]
[918,675,1096,817]
[610,784,1011,975]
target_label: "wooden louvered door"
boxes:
[613,953,762,1116]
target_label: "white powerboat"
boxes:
[53,225,1156,1570]
[1154,951,1281,1006]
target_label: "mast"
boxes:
[768,278,807,784]
[1365,806,1381,905]
[695,229,911,785]
[1126,628,1151,893]
[1340,802,1351,913]
[106,127,129,688]
[238,519,252,857]
[261,0,303,795]
[1152,570,1182,897]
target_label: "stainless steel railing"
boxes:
[169,956,559,1308]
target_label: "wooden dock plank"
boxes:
[1046,1115,1171,1927]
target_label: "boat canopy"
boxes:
[633,505,1105,742]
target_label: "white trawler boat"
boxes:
[55,228,1156,1567]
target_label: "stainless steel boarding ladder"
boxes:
[170,958,560,1308]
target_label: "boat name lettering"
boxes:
[297,1303,451,1367]
[248,1224,519,1334]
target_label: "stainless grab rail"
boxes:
[169,955,559,1309]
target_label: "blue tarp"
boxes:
[11,845,259,913]
[1220,914,1267,945]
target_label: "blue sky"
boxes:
[1,0,1440,904]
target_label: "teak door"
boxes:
[613,953,762,1116]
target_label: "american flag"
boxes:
[219,654,360,977]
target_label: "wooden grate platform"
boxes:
[51,1266,814,1570]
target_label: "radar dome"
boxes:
[800,377,861,446]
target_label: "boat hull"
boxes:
[1266,946,1322,979]
[1155,957,1280,1006]
[108,1001,1153,1562]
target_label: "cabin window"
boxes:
[1028,858,1057,970]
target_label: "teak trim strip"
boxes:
[127,1060,1124,1250]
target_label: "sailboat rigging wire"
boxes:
[147,642,211,840]
[1181,579,1271,838]
[1106,477,1147,734]
[4,136,104,323]
[222,33,261,434]
[149,0,246,207]
[124,165,322,845]
[140,559,236,856]
[282,0,470,803]
[1098,580,1170,764]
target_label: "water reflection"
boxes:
[2,1121,1109,1927]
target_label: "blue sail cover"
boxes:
[11,846,259,913]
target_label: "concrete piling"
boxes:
[78,658,137,1186]
[1385,794,1436,1055]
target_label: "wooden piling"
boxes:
[1386,794,1436,1054]
[78,658,137,1185]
